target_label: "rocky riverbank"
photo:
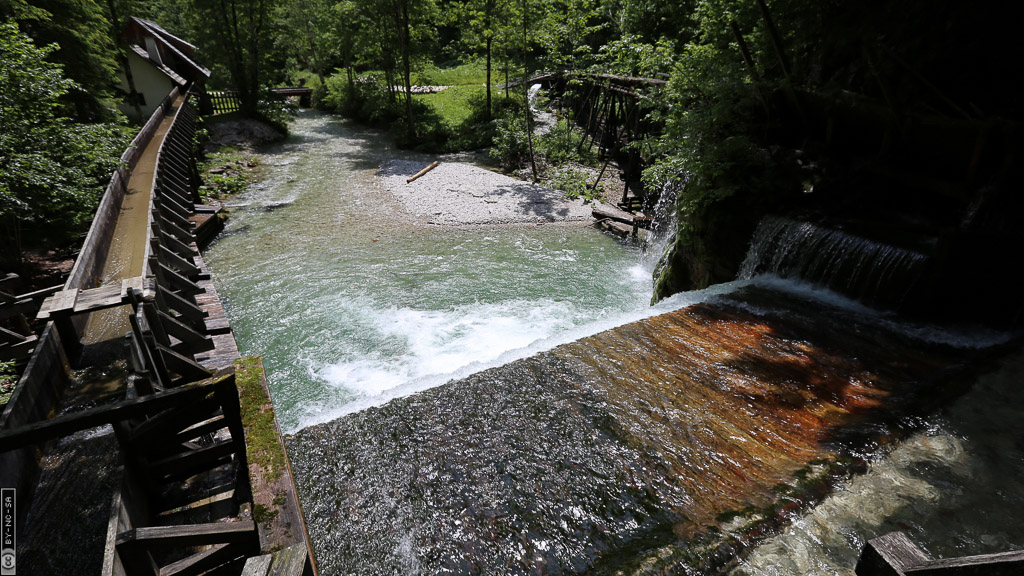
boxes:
[379,159,593,226]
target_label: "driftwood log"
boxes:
[407,161,440,183]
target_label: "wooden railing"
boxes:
[2,87,316,576]
[207,91,242,115]
[207,87,314,115]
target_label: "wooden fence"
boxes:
[206,88,314,115]
[208,91,242,115]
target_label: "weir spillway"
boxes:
[285,279,1015,574]
[6,98,1021,575]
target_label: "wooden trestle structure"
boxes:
[541,72,668,214]
[0,86,315,576]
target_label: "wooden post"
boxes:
[214,374,249,470]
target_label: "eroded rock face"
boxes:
[287,284,983,575]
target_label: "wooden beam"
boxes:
[156,243,201,278]
[37,288,78,319]
[128,396,221,445]
[168,414,227,445]
[0,335,37,362]
[906,550,1024,576]
[117,520,256,549]
[147,438,237,479]
[158,285,207,326]
[857,531,1024,576]
[156,263,203,297]
[157,342,213,381]
[37,279,154,320]
[242,555,273,576]
[158,309,215,353]
[0,298,35,322]
[158,543,243,576]
[0,374,229,452]
[268,544,309,576]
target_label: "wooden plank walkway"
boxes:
[36,278,158,320]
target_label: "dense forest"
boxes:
[2,0,1020,311]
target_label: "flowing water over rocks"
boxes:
[286,280,1012,574]
[207,111,1023,575]
[204,111,652,433]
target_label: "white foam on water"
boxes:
[316,299,579,397]
[294,280,751,432]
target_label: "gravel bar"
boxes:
[380,159,593,226]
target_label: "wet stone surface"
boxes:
[287,285,986,574]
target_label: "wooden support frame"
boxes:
[857,531,1024,576]
[128,394,221,446]
[154,209,197,244]
[155,242,201,278]
[147,437,236,479]
[0,375,229,451]
[157,285,208,329]
[154,194,196,232]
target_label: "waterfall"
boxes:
[738,216,930,309]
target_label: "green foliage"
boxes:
[0,359,15,406]
[323,71,405,126]
[488,114,530,167]
[536,117,595,165]
[412,60,488,85]
[2,0,123,121]
[595,34,675,78]
[1,22,133,260]
[191,0,280,114]
[413,85,483,126]
[550,166,602,201]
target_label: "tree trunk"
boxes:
[400,0,414,135]
[485,0,493,119]
[486,36,493,119]
[522,0,537,181]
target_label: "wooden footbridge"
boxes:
[0,86,316,576]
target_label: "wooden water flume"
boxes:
[0,86,316,575]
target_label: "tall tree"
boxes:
[452,0,513,118]
[1,0,122,121]
[276,0,338,85]
[0,22,129,262]
[192,0,277,114]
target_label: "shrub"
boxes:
[489,116,530,169]
[551,166,603,202]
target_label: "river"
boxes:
[204,110,659,433]
[205,111,1024,574]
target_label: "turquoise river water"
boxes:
[204,111,659,433]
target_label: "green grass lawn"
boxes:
[413,60,489,86]
[414,85,486,129]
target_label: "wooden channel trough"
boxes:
[0,85,316,576]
